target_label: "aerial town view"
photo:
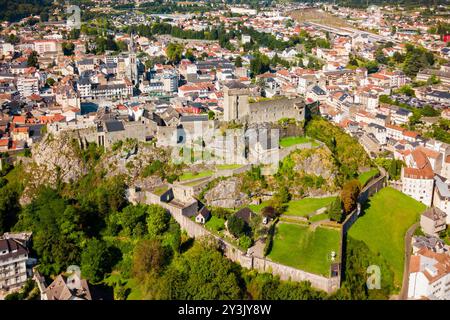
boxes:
[0,0,449,306]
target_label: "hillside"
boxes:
[348,187,426,290]
[0,0,53,22]
[305,118,372,183]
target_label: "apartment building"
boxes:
[433,175,450,224]
[408,248,450,300]
[17,77,39,98]
[401,149,435,207]
[0,237,29,295]
[33,40,60,55]
[420,207,447,237]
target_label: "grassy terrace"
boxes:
[248,201,270,213]
[248,197,336,216]
[348,187,426,287]
[279,136,318,148]
[178,164,243,182]
[178,170,214,181]
[284,197,337,217]
[152,186,169,196]
[268,223,341,276]
[357,169,379,187]
[216,164,243,170]
[205,216,225,232]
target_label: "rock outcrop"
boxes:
[32,134,88,183]
[204,177,249,208]
[291,147,336,180]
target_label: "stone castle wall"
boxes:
[139,190,340,293]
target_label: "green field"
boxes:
[216,164,243,170]
[248,197,336,216]
[309,213,329,223]
[348,187,426,287]
[284,197,337,217]
[248,201,270,213]
[279,136,316,148]
[152,186,169,196]
[179,170,213,181]
[357,169,379,187]
[268,223,341,276]
[205,216,225,232]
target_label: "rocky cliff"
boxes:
[203,177,249,208]
[19,133,88,204]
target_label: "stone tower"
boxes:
[223,81,250,122]
[128,33,138,85]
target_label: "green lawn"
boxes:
[357,169,379,187]
[216,164,243,170]
[248,197,336,216]
[348,187,426,287]
[152,186,168,196]
[248,201,270,213]
[268,223,341,276]
[279,136,315,148]
[309,213,329,222]
[179,170,214,181]
[284,197,337,217]
[205,216,225,232]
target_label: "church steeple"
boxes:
[129,32,135,53]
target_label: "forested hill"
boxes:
[0,0,53,22]
[322,0,447,8]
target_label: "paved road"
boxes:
[399,222,418,300]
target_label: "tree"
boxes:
[132,239,167,280]
[46,78,55,87]
[332,238,393,300]
[270,186,291,214]
[239,235,252,251]
[274,186,291,204]
[185,49,195,62]
[166,43,183,64]
[69,28,80,40]
[110,204,149,238]
[246,272,325,300]
[15,188,86,275]
[397,85,415,97]
[81,239,116,283]
[90,176,127,217]
[375,47,387,65]
[327,197,344,223]
[0,185,20,234]
[403,45,433,78]
[152,240,243,299]
[27,51,39,68]
[340,180,361,214]
[235,55,243,68]
[261,206,277,219]
[62,42,75,56]
[250,54,270,77]
[227,215,246,237]
[146,205,170,238]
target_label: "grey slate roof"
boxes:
[104,120,125,132]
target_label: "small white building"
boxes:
[195,207,211,225]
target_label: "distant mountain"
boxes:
[0,0,53,23]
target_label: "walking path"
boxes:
[399,222,418,300]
